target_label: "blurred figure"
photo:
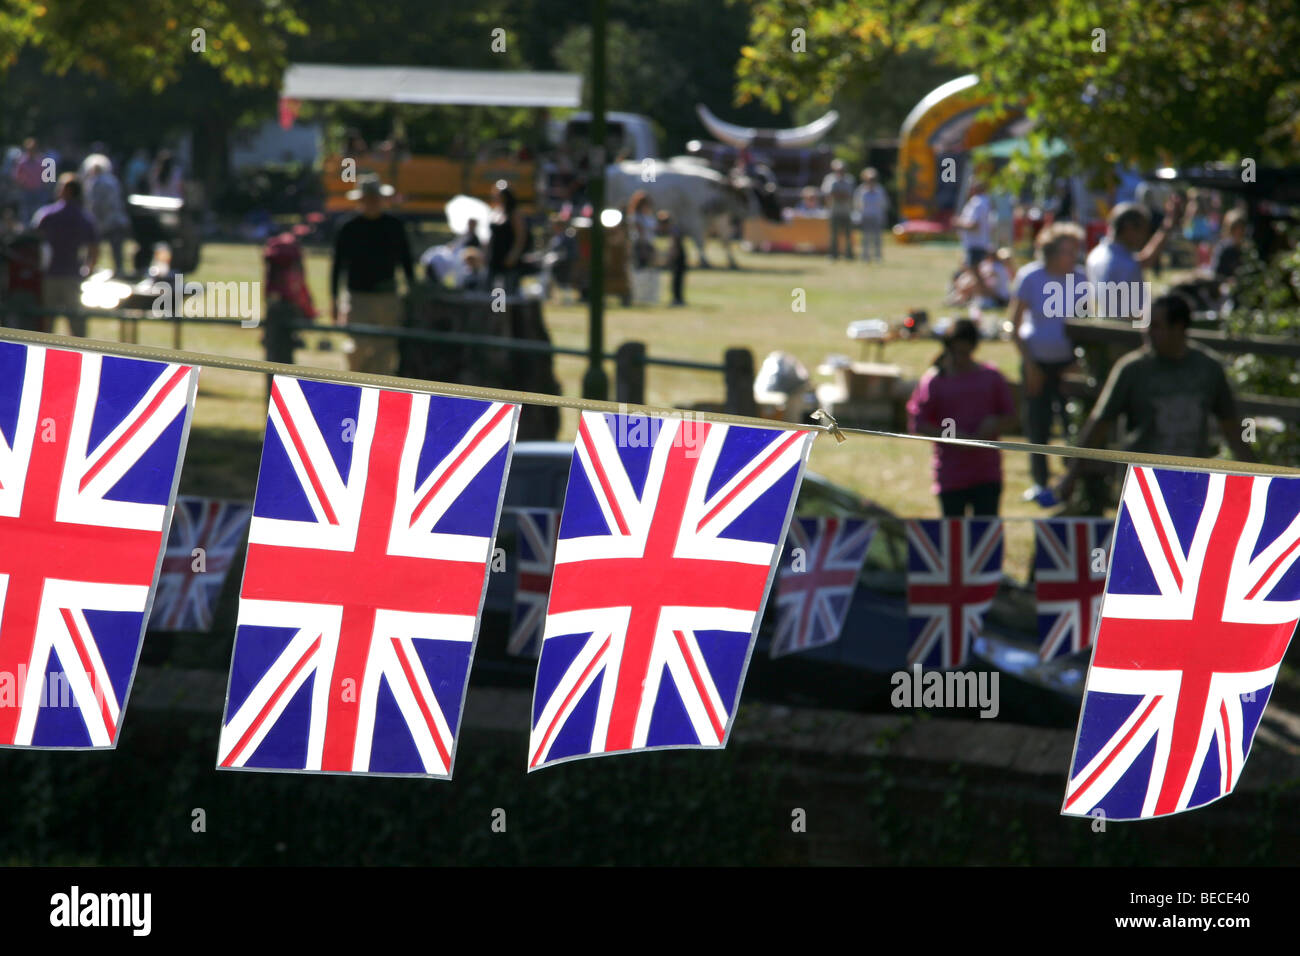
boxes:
[820,159,855,260]
[953,177,992,268]
[32,173,98,336]
[789,186,823,218]
[1008,222,1088,498]
[13,138,49,225]
[625,190,657,270]
[1055,294,1254,500]
[123,148,151,194]
[81,154,129,275]
[658,209,687,307]
[907,319,1017,516]
[488,180,527,294]
[148,150,183,199]
[330,176,413,374]
[1085,195,1184,321]
[855,167,888,262]
[263,231,317,319]
[1210,208,1248,285]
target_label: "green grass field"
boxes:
[73,237,1087,577]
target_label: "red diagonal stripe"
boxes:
[696,430,802,532]
[410,402,512,528]
[578,416,630,536]
[59,607,115,742]
[673,629,725,741]
[1064,694,1163,811]
[79,365,190,492]
[531,636,609,768]
[1133,467,1183,591]
[270,383,339,526]
[221,635,321,768]
[390,637,451,771]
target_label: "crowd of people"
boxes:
[2,138,191,279]
[909,182,1258,519]
[787,159,891,262]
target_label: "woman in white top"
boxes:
[1007,222,1088,495]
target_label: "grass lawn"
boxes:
[73,236,1099,578]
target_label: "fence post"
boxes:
[263,299,299,399]
[615,341,646,408]
[264,299,298,365]
[723,348,756,417]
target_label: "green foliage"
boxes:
[1221,237,1300,466]
[736,0,1300,179]
[0,0,307,91]
[553,21,680,142]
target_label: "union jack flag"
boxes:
[771,517,875,657]
[528,412,812,769]
[1033,518,1113,662]
[1063,467,1300,820]
[507,508,559,658]
[0,342,196,748]
[217,376,518,777]
[905,518,1003,669]
[149,496,252,633]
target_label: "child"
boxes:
[658,210,687,307]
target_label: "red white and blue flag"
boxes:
[1033,518,1113,662]
[1063,467,1300,820]
[0,343,196,748]
[906,518,1003,669]
[217,376,518,777]
[149,496,252,633]
[771,516,875,657]
[507,508,559,658]
[528,412,812,768]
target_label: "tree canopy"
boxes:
[736,0,1300,175]
[0,0,307,91]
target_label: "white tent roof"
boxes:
[282,63,583,108]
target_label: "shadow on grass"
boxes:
[178,426,264,501]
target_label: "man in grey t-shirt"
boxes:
[1056,294,1254,501]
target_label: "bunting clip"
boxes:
[811,408,846,444]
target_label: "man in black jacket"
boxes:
[331,177,414,374]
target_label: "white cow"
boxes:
[602,158,779,268]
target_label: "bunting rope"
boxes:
[0,325,1295,479]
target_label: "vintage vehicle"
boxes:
[281,63,582,219]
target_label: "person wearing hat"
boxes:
[906,319,1018,516]
[330,176,414,374]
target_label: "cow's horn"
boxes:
[695,103,839,149]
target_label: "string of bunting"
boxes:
[0,325,1298,822]
[2,325,1294,478]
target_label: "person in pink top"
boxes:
[907,319,1018,516]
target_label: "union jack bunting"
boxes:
[1033,518,1113,662]
[905,518,1003,669]
[528,412,812,769]
[1063,468,1300,820]
[218,376,518,777]
[771,517,875,658]
[507,508,559,658]
[0,343,196,748]
[148,496,253,633]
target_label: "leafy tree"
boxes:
[735,0,1300,177]
[0,0,307,91]
[1221,238,1300,465]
